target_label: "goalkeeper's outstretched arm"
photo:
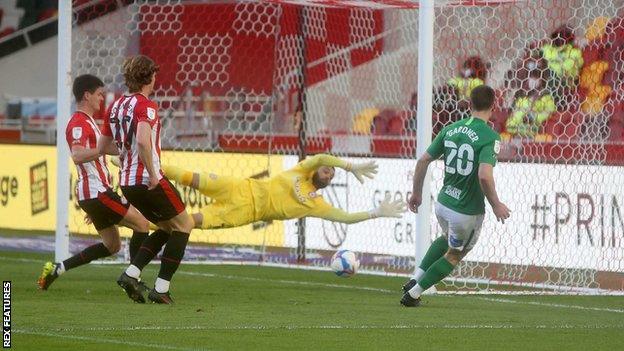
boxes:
[160,165,230,199]
[298,154,378,183]
[297,154,350,171]
[162,164,199,188]
[312,194,405,224]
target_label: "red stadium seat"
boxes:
[608,123,624,141]
[0,27,15,39]
[542,113,561,136]
[582,39,608,63]
[490,109,508,133]
[553,111,584,140]
[372,109,398,136]
[386,114,405,135]
[37,8,57,21]
[606,15,624,44]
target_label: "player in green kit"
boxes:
[400,85,511,307]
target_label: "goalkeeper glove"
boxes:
[369,193,406,218]
[347,160,378,184]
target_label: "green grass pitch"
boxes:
[2,250,623,351]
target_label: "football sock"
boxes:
[408,283,424,298]
[157,231,190,288]
[130,229,171,272]
[54,262,66,276]
[125,265,141,279]
[129,231,149,262]
[411,268,426,282]
[155,278,170,293]
[409,257,455,299]
[62,243,112,271]
[161,165,194,187]
[418,236,448,272]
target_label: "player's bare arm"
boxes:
[70,144,102,164]
[408,152,434,213]
[136,121,159,190]
[96,135,119,156]
[316,193,406,224]
[478,163,510,223]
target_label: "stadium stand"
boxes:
[1,3,624,163]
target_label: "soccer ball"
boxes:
[330,250,360,278]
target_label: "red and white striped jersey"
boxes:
[102,93,163,187]
[65,111,112,201]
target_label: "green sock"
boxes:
[419,236,448,271]
[417,257,455,291]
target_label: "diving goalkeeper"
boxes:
[161,154,405,229]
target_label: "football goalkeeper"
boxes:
[162,154,405,229]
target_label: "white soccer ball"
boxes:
[330,250,360,278]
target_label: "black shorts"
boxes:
[121,177,185,224]
[78,189,130,231]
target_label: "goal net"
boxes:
[65,0,624,294]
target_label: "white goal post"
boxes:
[55,0,72,262]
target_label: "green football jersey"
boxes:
[426,117,501,215]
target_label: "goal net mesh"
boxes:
[69,0,624,294]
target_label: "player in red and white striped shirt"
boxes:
[105,89,163,187]
[38,74,151,291]
[99,56,194,304]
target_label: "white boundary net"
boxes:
[65,0,624,294]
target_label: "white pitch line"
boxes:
[476,297,624,314]
[2,255,622,314]
[2,255,394,294]
[152,271,624,315]
[14,324,623,333]
[15,330,207,351]
[177,270,396,294]
[0,256,43,263]
[9,254,621,295]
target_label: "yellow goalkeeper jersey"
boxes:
[249,154,370,223]
[163,154,371,228]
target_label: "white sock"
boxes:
[408,283,425,299]
[125,265,141,279]
[55,262,66,276]
[411,268,426,282]
[155,278,170,293]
